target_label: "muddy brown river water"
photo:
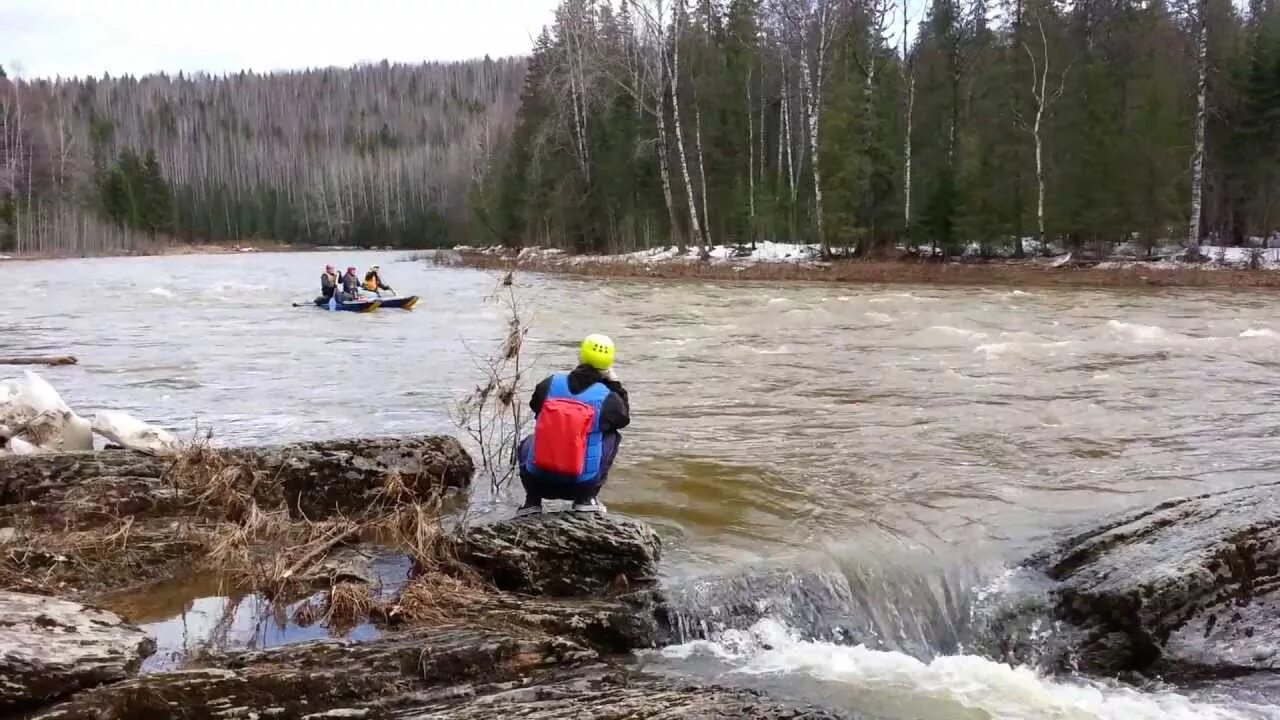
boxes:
[6,250,1280,719]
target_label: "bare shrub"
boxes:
[452,272,533,498]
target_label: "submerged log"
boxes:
[457,512,662,597]
[1030,480,1280,677]
[0,434,474,523]
[0,356,77,367]
[0,591,154,711]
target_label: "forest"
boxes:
[473,0,1280,258]
[6,0,1280,259]
[0,59,524,255]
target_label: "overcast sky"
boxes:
[1,0,562,79]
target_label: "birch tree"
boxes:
[1186,0,1209,258]
[1019,11,1065,252]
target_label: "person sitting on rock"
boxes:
[516,334,629,516]
[363,265,394,294]
[320,264,339,300]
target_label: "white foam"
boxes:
[1240,328,1277,339]
[864,312,893,323]
[768,297,790,305]
[661,620,1278,720]
[924,326,989,341]
[975,340,1072,359]
[755,346,792,355]
[974,342,1013,358]
[1106,320,1179,343]
[149,287,175,298]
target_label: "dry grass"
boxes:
[387,571,493,627]
[459,251,1280,291]
[324,582,375,633]
[4,436,497,637]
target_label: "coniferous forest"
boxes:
[4,1,1280,258]
[0,59,523,254]
[474,0,1280,258]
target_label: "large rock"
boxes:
[0,591,154,710]
[30,627,594,720]
[0,434,474,524]
[386,576,664,652]
[457,513,661,597]
[30,627,845,720]
[1032,481,1280,677]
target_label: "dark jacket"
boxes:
[320,272,338,299]
[364,270,391,291]
[340,273,361,295]
[530,364,630,434]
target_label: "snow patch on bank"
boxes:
[459,241,1280,272]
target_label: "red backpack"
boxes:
[532,398,597,477]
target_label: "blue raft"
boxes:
[314,296,381,313]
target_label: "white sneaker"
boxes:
[572,499,606,514]
[515,503,542,518]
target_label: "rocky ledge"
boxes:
[2,437,847,720]
[28,626,847,720]
[0,591,154,711]
[1024,480,1280,680]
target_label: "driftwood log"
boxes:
[0,434,475,523]
[0,356,77,367]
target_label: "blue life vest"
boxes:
[523,373,610,483]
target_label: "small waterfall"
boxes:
[656,542,1070,670]
[661,563,871,646]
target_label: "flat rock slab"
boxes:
[0,434,475,524]
[377,669,852,719]
[457,513,661,597]
[29,628,598,719]
[0,591,154,710]
[31,627,846,720]
[1033,480,1280,676]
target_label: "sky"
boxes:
[0,0,562,79]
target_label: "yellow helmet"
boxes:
[579,334,616,370]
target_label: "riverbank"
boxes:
[0,241,437,262]
[453,243,1280,290]
[0,434,854,719]
[0,241,292,262]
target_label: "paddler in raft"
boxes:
[516,334,629,516]
[319,264,339,301]
[338,266,363,302]
[363,265,394,295]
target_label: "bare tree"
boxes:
[669,0,709,255]
[901,0,915,246]
[1186,0,1208,258]
[774,0,835,255]
[1019,12,1066,254]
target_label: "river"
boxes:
[5,250,1280,719]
